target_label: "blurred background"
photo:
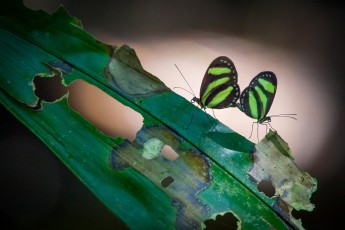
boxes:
[1,0,344,229]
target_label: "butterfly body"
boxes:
[238,71,277,123]
[194,56,240,109]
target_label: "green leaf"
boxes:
[0,1,316,229]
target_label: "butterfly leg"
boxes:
[257,122,268,136]
[201,108,219,132]
[260,122,269,137]
[265,123,268,135]
[249,121,258,140]
[211,109,217,120]
[256,122,260,143]
[260,121,275,138]
[266,121,276,132]
[185,111,195,130]
[210,109,220,132]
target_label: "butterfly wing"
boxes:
[199,56,240,109]
[203,83,240,109]
[238,71,277,122]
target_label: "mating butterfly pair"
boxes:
[192,56,277,124]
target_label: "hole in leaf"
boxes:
[291,208,307,221]
[160,145,179,161]
[33,71,68,103]
[257,179,276,198]
[161,176,174,188]
[204,212,239,230]
[68,80,143,141]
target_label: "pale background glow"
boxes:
[69,33,335,172]
[2,1,342,229]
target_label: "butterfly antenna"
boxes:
[172,87,195,97]
[270,113,297,121]
[174,64,196,97]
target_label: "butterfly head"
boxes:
[191,97,204,108]
[259,116,271,124]
[191,96,199,104]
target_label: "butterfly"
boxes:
[175,56,240,129]
[237,71,296,140]
[178,56,241,109]
[237,71,277,124]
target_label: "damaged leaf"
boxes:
[249,130,317,228]
[0,1,316,229]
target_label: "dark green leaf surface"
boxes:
[0,1,316,229]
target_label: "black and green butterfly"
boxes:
[237,71,277,124]
[175,56,240,129]
[237,71,296,140]
[190,56,240,109]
